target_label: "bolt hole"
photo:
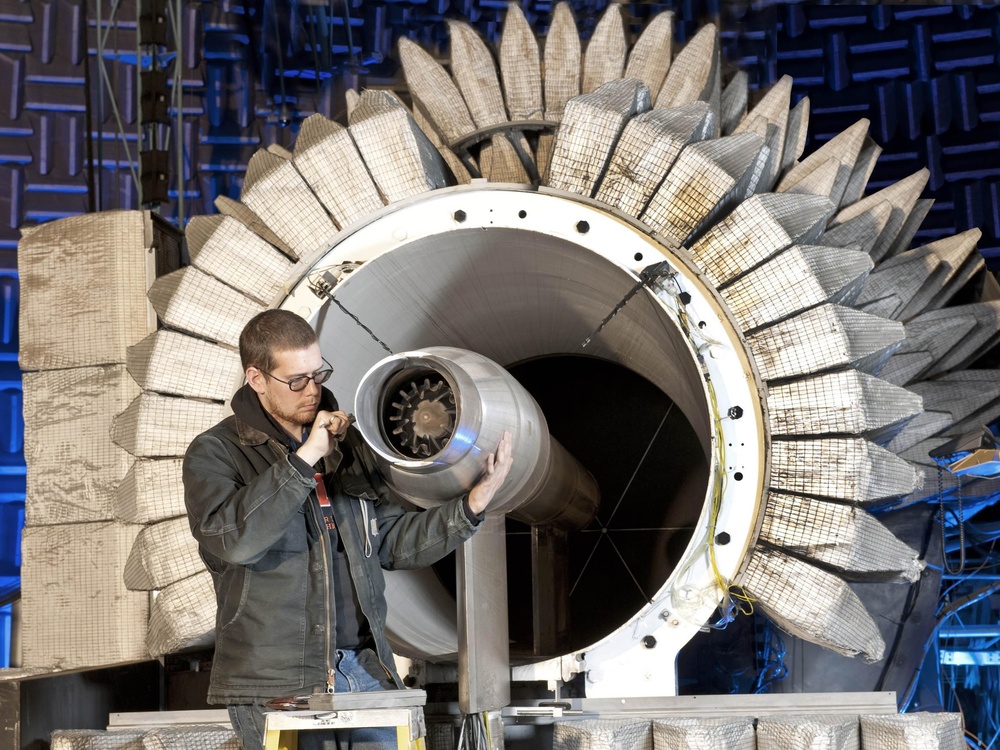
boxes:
[734,472,744,481]
[698,321,707,329]
[634,252,643,261]
[518,209,527,219]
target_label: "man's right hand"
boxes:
[296,410,352,466]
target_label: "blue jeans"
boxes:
[228,649,398,750]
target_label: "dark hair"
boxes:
[239,309,318,372]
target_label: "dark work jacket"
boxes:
[182,385,479,705]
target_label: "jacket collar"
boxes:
[230,383,340,448]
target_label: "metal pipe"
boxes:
[355,346,600,530]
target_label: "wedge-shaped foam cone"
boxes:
[547,78,650,197]
[186,214,296,305]
[148,267,264,348]
[655,23,720,127]
[126,330,241,401]
[397,37,475,145]
[146,571,215,658]
[782,95,810,175]
[624,11,673,97]
[840,136,882,208]
[652,718,755,750]
[582,4,626,94]
[689,192,835,287]
[760,493,924,581]
[409,101,474,185]
[292,114,384,229]
[124,516,205,591]
[732,75,793,192]
[747,304,905,381]
[552,719,651,750]
[739,547,885,662]
[348,90,448,202]
[831,169,930,262]
[886,197,935,259]
[860,714,964,750]
[111,393,226,458]
[776,119,869,206]
[213,195,295,259]
[537,2,580,180]
[887,371,1000,454]
[595,102,712,218]
[719,70,748,136]
[240,149,337,260]
[641,131,766,245]
[756,715,860,750]
[881,301,1000,385]
[23,365,140,526]
[855,229,984,321]
[722,244,873,332]
[114,458,185,524]
[499,5,542,122]
[820,200,891,256]
[478,134,530,184]
[770,438,921,504]
[767,370,922,437]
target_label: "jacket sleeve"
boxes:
[373,494,480,571]
[183,431,316,565]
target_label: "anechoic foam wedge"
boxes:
[776,119,870,206]
[240,149,338,261]
[881,301,1000,385]
[886,198,934,260]
[23,365,140,526]
[624,11,673,99]
[551,719,651,750]
[760,493,924,581]
[146,571,216,658]
[820,200,892,256]
[719,71,748,137]
[293,114,385,229]
[349,90,448,203]
[780,95,810,177]
[478,135,531,184]
[652,717,755,750]
[856,229,984,321]
[409,99,474,185]
[499,4,542,121]
[594,102,713,218]
[148,267,265,349]
[831,169,929,263]
[21,521,148,669]
[114,458,185,524]
[642,132,766,246]
[733,75,792,191]
[547,78,650,197]
[126,330,242,401]
[756,715,859,750]
[448,20,508,128]
[688,192,835,287]
[739,546,885,662]
[111,393,227,458]
[581,4,626,94]
[397,36,476,144]
[186,214,297,305]
[656,23,720,122]
[124,516,205,591]
[840,135,882,208]
[746,303,905,381]
[770,438,921,504]
[860,714,964,750]
[544,3,581,121]
[722,244,873,332]
[214,195,295,259]
[767,370,922,437]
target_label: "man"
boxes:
[183,309,513,750]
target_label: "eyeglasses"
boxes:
[260,358,334,392]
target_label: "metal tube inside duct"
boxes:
[355,346,600,529]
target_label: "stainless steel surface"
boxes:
[355,346,600,528]
[457,516,511,714]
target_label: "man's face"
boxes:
[247,342,325,434]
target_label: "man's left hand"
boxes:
[467,431,514,515]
